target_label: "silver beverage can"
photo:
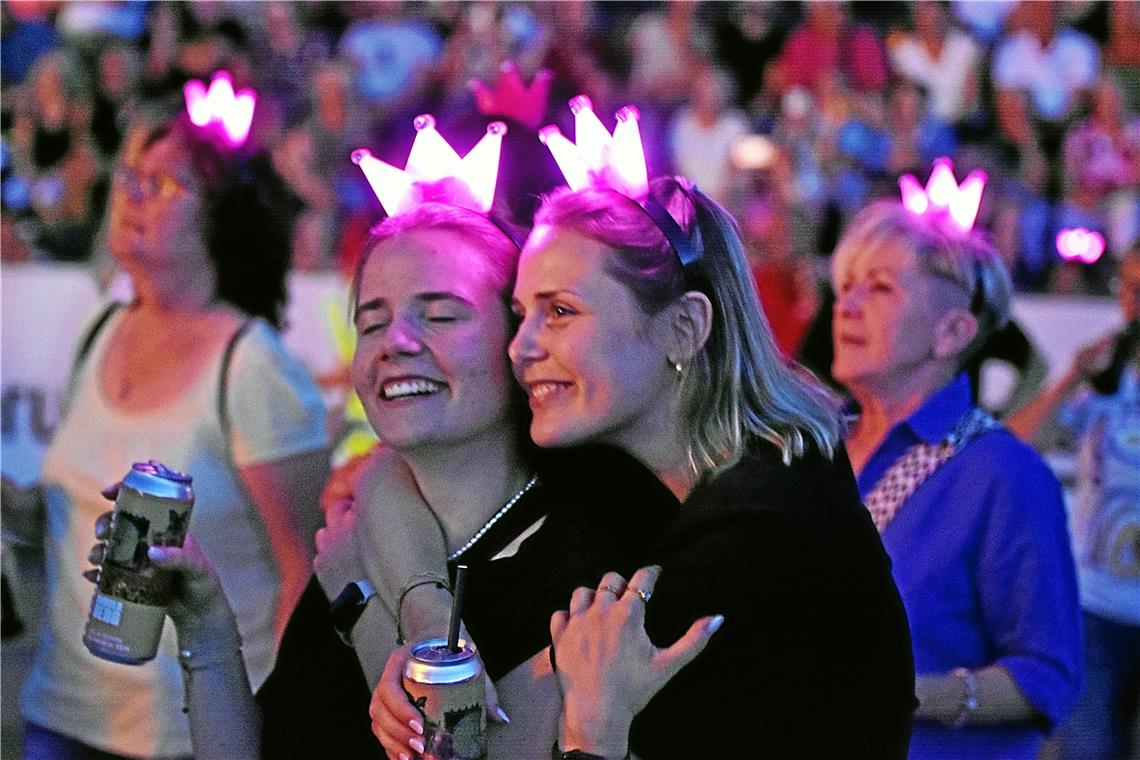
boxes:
[402,637,487,760]
[83,460,194,664]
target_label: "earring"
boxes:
[669,358,683,379]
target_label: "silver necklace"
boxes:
[448,475,539,561]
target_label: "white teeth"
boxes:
[381,379,444,400]
[530,382,570,402]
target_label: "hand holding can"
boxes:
[83,461,194,664]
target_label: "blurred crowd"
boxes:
[2,0,1139,355]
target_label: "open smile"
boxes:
[527,380,574,405]
[380,377,447,400]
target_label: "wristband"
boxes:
[395,572,451,644]
[329,579,377,646]
[552,742,629,760]
[948,667,978,728]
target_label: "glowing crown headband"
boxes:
[183,71,256,148]
[540,95,700,274]
[352,115,507,218]
[899,157,987,236]
[470,61,554,130]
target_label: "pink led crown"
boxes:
[539,95,649,202]
[352,115,507,218]
[470,61,554,130]
[183,71,256,148]
[1056,228,1106,264]
[899,158,987,235]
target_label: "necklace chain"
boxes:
[448,475,539,561]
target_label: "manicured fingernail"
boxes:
[148,546,168,561]
[706,614,725,634]
[409,737,425,753]
[409,719,423,735]
[493,706,510,723]
[399,753,411,760]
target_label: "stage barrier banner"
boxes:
[0,264,1122,486]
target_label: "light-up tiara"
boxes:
[183,71,256,148]
[470,61,554,130]
[899,157,987,235]
[352,115,507,218]
[539,95,700,274]
[1056,228,1105,264]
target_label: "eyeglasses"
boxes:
[113,167,192,203]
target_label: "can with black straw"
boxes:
[402,565,487,760]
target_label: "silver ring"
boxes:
[627,585,652,605]
[597,584,623,598]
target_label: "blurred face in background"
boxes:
[831,236,965,398]
[109,130,208,283]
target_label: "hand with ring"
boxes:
[549,565,724,758]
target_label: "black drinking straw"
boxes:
[447,565,468,653]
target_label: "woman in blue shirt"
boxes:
[830,199,1083,759]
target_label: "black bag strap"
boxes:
[217,319,256,448]
[65,301,124,409]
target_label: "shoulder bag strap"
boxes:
[63,301,123,410]
[217,319,257,452]
[863,408,1000,534]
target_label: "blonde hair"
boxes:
[832,200,1012,362]
[534,178,843,475]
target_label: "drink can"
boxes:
[83,460,194,664]
[402,637,487,760]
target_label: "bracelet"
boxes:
[178,644,243,714]
[948,667,978,728]
[551,742,629,760]
[395,572,451,645]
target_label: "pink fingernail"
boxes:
[399,754,411,760]
[707,614,725,634]
[409,737,425,753]
[409,718,423,735]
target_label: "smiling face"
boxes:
[509,226,676,452]
[350,228,516,453]
[831,239,957,396]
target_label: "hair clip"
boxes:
[899,157,986,236]
[540,95,701,274]
[183,71,256,148]
[1056,227,1105,264]
[470,61,554,130]
[352,115,507,218]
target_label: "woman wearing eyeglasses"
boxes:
[15,112,329,760]
[829,200,1082,759]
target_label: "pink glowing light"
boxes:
[898,157,987,235]
[470,61,553,130]
[352,116,506,217]
[182,71,256,147]
[539,95,650,201]
[1056,228,1106,264]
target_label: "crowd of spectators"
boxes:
[2,1,1138,356]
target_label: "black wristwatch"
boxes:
[552,742,629,760]
[328,580,376,646]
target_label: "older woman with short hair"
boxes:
[830,199,1082,759]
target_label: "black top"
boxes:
[255,447,664,758]
[623,442,916,759]
[256,444,914,759]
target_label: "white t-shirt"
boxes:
[668,108,749,203]
[889,29,981,122]
[22,309,328,757]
